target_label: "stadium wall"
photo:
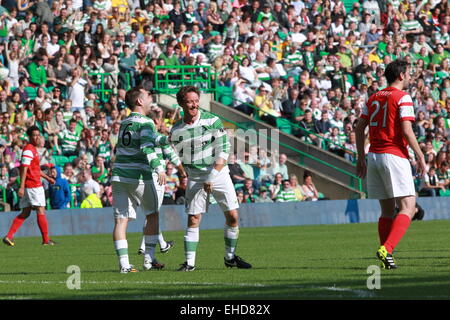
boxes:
[0,198,448,237]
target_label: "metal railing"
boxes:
[161,94,364,193]
[88,72,131,102]
[216,93,358,161]
[154,65,218,95]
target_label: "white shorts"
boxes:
[20,187,46,209]
[112,181,158,220]
[152,172,165,210]
[186,168,239,215]
[367,152,416,200]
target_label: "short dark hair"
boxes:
[19,76,27,85]
[176,86,200,106]
[26,125,40,137]
[125,86,146,110]
[384,59,409,84]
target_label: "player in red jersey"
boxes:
[2,126,56,247]
[355,59,427,269]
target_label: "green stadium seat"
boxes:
[343,0,359,13]
[44,86,55,93]
[52,155,71,167]
[346,74,354,86]
[276,118,293,135]
[220,95,234,106]
[217,86,234,106]
[24,86,37,100]
[234,183,244,190]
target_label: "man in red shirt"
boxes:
[355,59,427,269]
[3,126,56,246]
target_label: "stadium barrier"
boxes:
[0,198,447,238]
[159,95,364,194]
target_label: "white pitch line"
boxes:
[0,280,375,297]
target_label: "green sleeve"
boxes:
[162,144,181,167]
[139,122,168,172]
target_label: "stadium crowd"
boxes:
[0,0,450,211]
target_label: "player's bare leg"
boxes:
[3,207,33,246]
[113,218,136,273]
[223,209,252,269]
[142,213,164,270]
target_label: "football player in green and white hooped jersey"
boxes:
[111,87,171,273]
[170,85,252,271]
[137,142,187,256]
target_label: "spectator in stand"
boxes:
[281,88,300,121]
[344,131,357,163]
[80,186,103,208]
[27,55,48,87]
[0,0,448,211]
[163,162,179,204]
[79,169,100,202]
[289,173,304,202]
[255,85,280,126]
[228,153,248,185]
[233,78,255,115]
[301,171,320,201]
[48,166,71,209]
[297,109,321,146]
[420,166,444,197]
[255,186,273,203]
[269,172,283,201]
[58,119,80,157]
[276,179,298,202]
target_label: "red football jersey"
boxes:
[361,87,415,159]
[21,144,42,188]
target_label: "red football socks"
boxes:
[37,214,50,243]
[7,215,27,239]
[384,214,411,254]
[378,217,393,245]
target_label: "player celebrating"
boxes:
[3,126,56,247]
[111,87,170,273]
[137,143,186,255]
[355,59,427,269]
[171,85,252,271]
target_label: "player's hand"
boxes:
[178,168,187,179]
[203,182,212,193]
[356,158,367,179]
[157,172,166,186]
[416,156,428,177]
[48,177,56,185]
[18,187,24,198]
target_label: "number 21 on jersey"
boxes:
[369,101,388,128]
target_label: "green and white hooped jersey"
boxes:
[154,144,182,172]
[58,129,80,154]
[111,112,169,184]
[170,111,230,178]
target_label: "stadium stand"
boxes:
[0,0,450,211]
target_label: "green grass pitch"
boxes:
[0,219,450,300]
